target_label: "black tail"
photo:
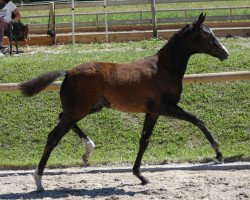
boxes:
[19,70,67,97]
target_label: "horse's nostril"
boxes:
[220,52,229,61]
[224,50,229,58]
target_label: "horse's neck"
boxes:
[158,41,192,79]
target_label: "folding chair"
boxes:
[7,21,28,55]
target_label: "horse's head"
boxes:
[188,13,229,61]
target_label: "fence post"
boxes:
[150,0,157,38]
[104,0,108,43]
[49,2,56,44]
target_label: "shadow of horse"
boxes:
[0,157,249,178]
[0,187,141,199]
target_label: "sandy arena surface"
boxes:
[0,162,249,200]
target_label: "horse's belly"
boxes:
[104,81,159,113]
[110,102,146,113]
[105,92,149,113]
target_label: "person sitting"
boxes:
[0,0,21,52]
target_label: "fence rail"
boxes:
[0,71,249,93]
[21,6,250,19]
[16,0,250,36]
[16,0,239,8]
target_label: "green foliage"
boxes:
[0,38,249,168]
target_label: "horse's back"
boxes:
[68,56,158,81]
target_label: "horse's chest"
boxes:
[159,82,182,104]
[161,91,181,105]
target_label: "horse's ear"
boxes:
[194,12,206,28]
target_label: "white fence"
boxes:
[17,0,250,36]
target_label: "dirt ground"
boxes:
[0,162,249,200]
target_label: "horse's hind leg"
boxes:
[33,119,73,192]
[59,113,95,164]
[71,124,95,164]
[133,113,159,185]
[163,105,223,161]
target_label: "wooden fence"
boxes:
[17,0,250,36]
[0,71,249,93]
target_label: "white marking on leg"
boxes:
[33,167,45,192]
[82,137,95,164]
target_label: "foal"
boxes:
[20,13,229,191]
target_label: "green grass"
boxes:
[0,37,249,169]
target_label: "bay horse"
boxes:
[20,13,229,192]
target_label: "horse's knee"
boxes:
[212,142,220,150]
[193,118,205,127]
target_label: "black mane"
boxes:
[157,24,192,56]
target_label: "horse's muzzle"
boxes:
[219,51,229,61]
[218,43,229,61]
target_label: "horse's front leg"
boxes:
[161,104,223,161]
[133,113,159,185]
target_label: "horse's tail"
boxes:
[19,70,67,97]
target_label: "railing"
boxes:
[17,0,250,36]
[1,71,249,92]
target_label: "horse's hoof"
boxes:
[36,187,45,193]
[133,169,149,185]
[141,180,149,185]
[141,178,149,185]
[216,152,224,163]
[82,154,89,164]
[33,168,45,192]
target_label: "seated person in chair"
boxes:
[0,0,21,51]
